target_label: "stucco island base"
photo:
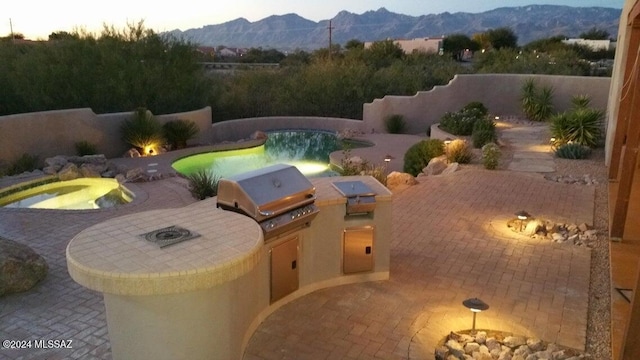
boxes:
[66,176,392,360]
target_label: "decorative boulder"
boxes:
[441,163,459,175]
[0,238,48,296]
[57,163,81,181]
[386,171,418,191]
[80,164,103,178]
[44,155,68,169]
[423,157,447,176]
[123,148,141,158]
[125,167,146,182]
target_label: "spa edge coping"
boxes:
[66,176,392,296]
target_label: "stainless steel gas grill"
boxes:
[216,164,319,240]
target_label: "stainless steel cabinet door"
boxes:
[343,226,374,274]
[270,236,299,303]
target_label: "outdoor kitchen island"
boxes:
[66,175,392,360]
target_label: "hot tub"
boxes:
[0,177,133,210]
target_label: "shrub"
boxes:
[7,153,40,175]
[120,107,164,154]
[446,139,473,164]
[462,101,489,117]
[472,129,497,149]
[403,139,445,176]
[384,114,407,134]
[163,119,199,150]
[521,79,555,122]
[439,102,489,136]
[75,141,98,156]
[439,111,473,136]
[550,108,603,148]
[471,118,497,148]
[554,143,591,159]
[482,143,501,169]
[186,169,220,200]
[337,149,387,185]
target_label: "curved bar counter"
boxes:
[67,176,392,360]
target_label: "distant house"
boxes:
[196,46,216,57]
[364,37,444,54]
[562,38,616,51]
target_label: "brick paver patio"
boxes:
[0,166,594,359]
[244,168,594,359]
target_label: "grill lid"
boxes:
[225,164,313,207]
[217,163,317,222]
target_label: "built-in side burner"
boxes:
[332,181,377,215]
[141,225,201,248]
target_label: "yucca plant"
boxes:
[554,143,591,159]
[521,79,555,122]
[571,94,591,109]
[384,114,407,134]
[549,112,572,144]
[163,119,199,150]
[186,169,220,200]
[120,107,164,154]
[568,108,604,148]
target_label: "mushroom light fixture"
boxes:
[462,297,489,333]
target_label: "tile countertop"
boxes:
[66,198,264,296]
[66,176,391,296]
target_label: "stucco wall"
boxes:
[210,116,365,143]
[0,107,213,163]
[363,74,611,135]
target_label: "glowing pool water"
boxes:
[172,130,369,178]
[0,178,133,210]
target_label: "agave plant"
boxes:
[554,143,591,159]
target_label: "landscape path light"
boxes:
[444,138,452,163]
[515,210,531,232]
[462,297,489,333]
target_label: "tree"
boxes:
[363,39,404,68]
[472,32,491,51]
[580,27,610,40]
[443,34,479,61]
[486,27,518,50]
[344,39,364,51]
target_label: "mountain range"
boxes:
[168,5,622,51]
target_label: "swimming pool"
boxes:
[172,130,370,178]
[0,178,133,210]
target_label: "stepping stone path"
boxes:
[500,121,556,173]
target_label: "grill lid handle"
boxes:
[259,209,275,217]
